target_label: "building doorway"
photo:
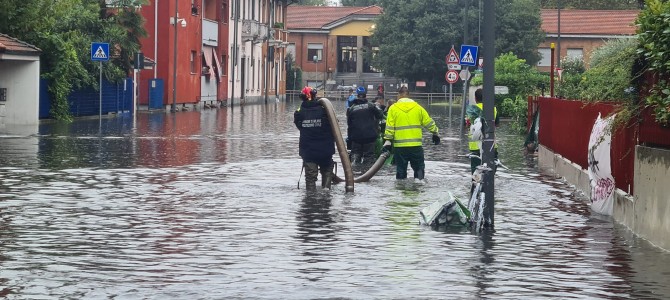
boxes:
[337,36,357,73]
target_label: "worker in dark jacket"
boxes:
[347,86,385,168]
[294,86,336,190]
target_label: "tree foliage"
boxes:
[341,0,380,6]
[295,0,329,6]
[636,0,670,124]
[371,0,543,90]
[539,0,643,9]
[0,0,147,121]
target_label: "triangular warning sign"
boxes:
[446,48,460,64]
[461,49,475,64]
[93,46,108,59]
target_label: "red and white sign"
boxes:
[446,47,460,65]
[445,70,459,84]
[416,81,426,87]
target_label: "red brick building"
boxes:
[538,9,640,72]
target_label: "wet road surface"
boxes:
[1,100,669,299]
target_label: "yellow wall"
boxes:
[330,21,375,37]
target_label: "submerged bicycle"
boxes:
[458,153,508,232]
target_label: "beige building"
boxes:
[0,33,41,129]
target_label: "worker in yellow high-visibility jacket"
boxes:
[383,86,439,180]
[465,88,500,174]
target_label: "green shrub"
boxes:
[637,0,670,124]
[500,95,528,134]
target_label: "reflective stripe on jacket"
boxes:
[383,98,438,148]
[467,102,497,151]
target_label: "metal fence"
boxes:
[286,90,464,105]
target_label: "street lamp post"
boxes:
[171,0,186,113]
[172,0,179,113]
[313,55,319,90]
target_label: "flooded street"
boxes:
[1,99,669,299]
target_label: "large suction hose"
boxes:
[317,98,355,193]
[332,151,390,184]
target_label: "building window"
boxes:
[190,50,197,73]
[307,43,323,62]
[537,48,551,67]
[567,48,584,61]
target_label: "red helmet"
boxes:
[300,86,313,101]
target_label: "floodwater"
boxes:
[1,99,669,299]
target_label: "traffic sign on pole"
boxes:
[459,45,478,67]
[459,69,471,81]
[446,70,459,84]
[446,47,460,65]
[91,42,110,62]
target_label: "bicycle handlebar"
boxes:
[457,154,509,171]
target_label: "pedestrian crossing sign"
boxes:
[459,45,478,67]
[91,42,110,61]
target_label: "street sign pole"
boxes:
[482,0,496,229]
[459,66,470,135]
[92,42,110,129]
[449,83,453,123]
[99,61,102,129]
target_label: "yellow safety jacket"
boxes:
[467,102,497,151]
[384,98,438,147]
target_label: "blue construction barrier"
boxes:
[39,78,134,119]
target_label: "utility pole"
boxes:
[171,0,179,113]
[459,0,470,135]
[557,0,561,68]
[231,0,239,107]
[482,0,496,229]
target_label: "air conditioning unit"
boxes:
[0,88,6,102]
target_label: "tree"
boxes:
[0,0,147,121]
[371,0,543,90]
[295,0,329,6]
[341,0,380,6]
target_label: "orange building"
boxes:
[286,5,383,90]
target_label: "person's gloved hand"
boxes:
[382,140,392,153]
[432,134,440,145]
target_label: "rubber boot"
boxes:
[304,162,318,191]
[351,153,361,167]
[414,169,425,180]
[321,163,334,190]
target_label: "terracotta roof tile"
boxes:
[0,33,41,55]
[540,9,639,35]
[287,5,382,30]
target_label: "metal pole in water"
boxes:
[482,0,496,229]
[99,61,102,129]
[449,83,453,122]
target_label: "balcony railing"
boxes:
[241,19,269,42]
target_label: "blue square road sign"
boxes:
[459,45,478,67]
[91,42,110,61]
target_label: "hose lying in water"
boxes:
[332,151,390,184]
[317,98,354,193]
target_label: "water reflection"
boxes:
[0,100,669,299]
[295,191,338,279]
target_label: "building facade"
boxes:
[537,9,639,72]
[0,33,41,128]
[137,0,287,111]
[286,5,383,90]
